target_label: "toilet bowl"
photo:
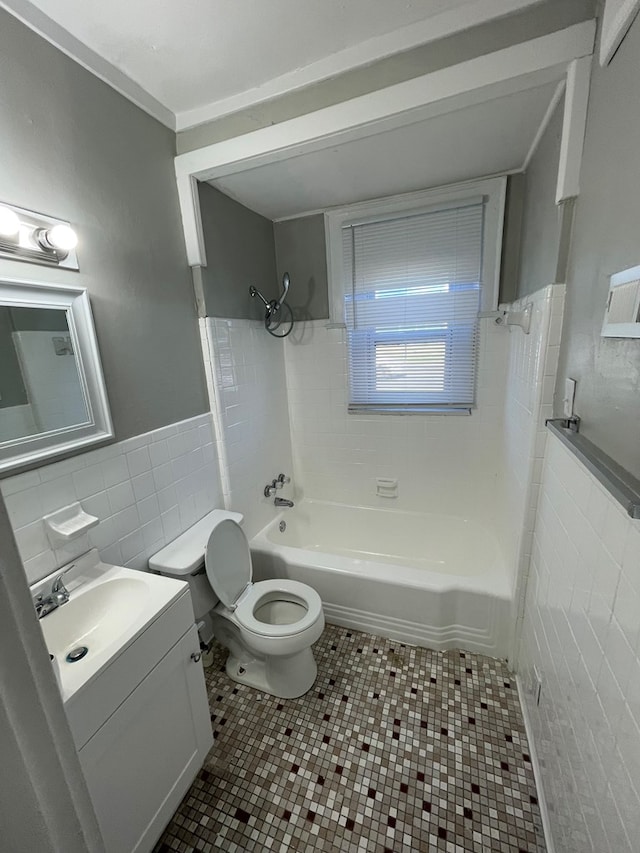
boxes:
[149,510,324,698]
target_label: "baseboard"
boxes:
[322,601,505,657]
[515,675,555,853]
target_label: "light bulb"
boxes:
[0,206,20,238]
[46,224,78,251]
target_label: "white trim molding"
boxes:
[600,0,640,65]
[174,0,558,130]
[174,20,596,268]
[0,0,593,136]
[516,676,556,853]
[1,0,175,129]
[521,80,567,173]
[556,55,592,203]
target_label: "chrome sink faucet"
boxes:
[34,572,70,620]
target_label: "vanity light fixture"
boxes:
[0,201,79,270]
[35,223,79,253]
[0,205,21,238]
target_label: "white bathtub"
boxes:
[250,500,512,658]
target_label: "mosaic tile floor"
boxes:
[155,624,545,853]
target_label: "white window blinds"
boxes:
[342,199,485,414]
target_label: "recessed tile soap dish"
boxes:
[42,502,99,548]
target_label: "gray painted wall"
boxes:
[274,215,329,320]
[197,183,278,319]
[0,10,207,447]
[500,174,525,305]
[177,0,594,154]
[557,13,640,479]
[515,98,564,299]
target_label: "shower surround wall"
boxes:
[518,434,640,852]
[497,285,565,653]
[200,318,294,539]
[283,318,508,527]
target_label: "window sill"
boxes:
[347,406,472,416]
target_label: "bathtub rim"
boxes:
[250,499,512,601]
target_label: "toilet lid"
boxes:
[204,518,252,608]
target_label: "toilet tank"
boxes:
[149,509,243,620]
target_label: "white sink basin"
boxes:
[33,550,188,702]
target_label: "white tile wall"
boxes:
[497,285,565,613]
[282,317,509,526]
[519,432,640,852]
[1,413,223,583]
[200,318,294,539]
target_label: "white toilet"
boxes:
[149,510,324,699]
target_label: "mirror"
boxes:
[0,279,113,473]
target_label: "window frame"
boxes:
[324,178,506,415]
[324,177,506,329]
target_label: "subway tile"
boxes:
[72,464,105,500]
[38,475,76,514]
[15,520,50,561]
[149,440,169,467]
[153,461,174,492]
[107,481,135,514]
[88,518,116,551]
[132,471,155,502]
[157,484,178,514]
[520,431,640,852]
[22,549,57,584]
[101,455,129,488]
[82,491,111,521]
[38,455,85,483]
[99,542,123,566]
[161,506,182,542]
[4,488,43,529]
[54,534,90,566]
[111,506,140,539]
[141,518,163,549]
[0,469,41,496]
[119,529,145,563]
[126,445,151,477]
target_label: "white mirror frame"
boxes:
[0,279,113,473]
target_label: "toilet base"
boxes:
[225,647,318,699]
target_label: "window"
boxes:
[326,180,505,415]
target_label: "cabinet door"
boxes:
[79,626,213,853]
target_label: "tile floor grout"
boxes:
[156,623,545,852]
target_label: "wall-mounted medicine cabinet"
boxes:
[601,264,640,339]
[0,279,113,473]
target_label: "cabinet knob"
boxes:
[190,651,202,663]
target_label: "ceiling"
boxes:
[5,0,543,128]
[211,80,562,220]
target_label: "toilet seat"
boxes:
[234,580,323,639]
[205,517,321,639]
[204,517,252,609]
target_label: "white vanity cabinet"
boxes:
[73,590,212,853]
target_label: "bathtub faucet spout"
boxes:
[274,497,294,508]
